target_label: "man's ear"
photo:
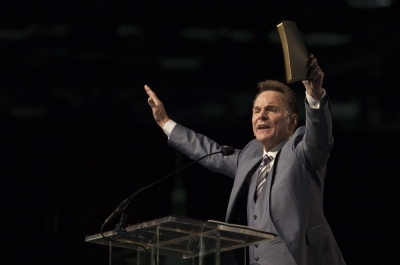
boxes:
[290,114,298,131]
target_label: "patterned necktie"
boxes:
[255,154,273,201]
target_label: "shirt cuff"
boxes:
[305,88,326,109]
[162,119,177,138]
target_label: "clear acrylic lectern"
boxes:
[85,216,276,265]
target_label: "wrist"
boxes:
[158,118,170,128]
[306,88,324,101]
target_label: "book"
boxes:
[276,20,311,84]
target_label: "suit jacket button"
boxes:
[255,256,259,261]
[253,215,257,220]
[254,244,258,248]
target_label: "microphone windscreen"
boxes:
[222,146,235,156]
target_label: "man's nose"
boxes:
[259,110,268,120]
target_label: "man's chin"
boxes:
[255,135,271,144]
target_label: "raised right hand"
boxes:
[302,53,324,101]
[144,85,170,128]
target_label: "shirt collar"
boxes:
[263,137,291,159]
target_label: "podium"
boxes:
[85,216,276,265]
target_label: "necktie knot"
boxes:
[260,154,273,168]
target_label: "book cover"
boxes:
[277,20,311,84]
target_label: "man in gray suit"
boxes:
[144,54,345,265]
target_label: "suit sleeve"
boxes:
[298,95,334,168]
[168,124,240,178]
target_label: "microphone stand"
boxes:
[101,146,235,242]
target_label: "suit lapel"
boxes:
[225,155,261,222]
[268,149,292,220]
[268,150,280,190]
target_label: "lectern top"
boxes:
[85,216,276,259]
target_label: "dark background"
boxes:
[1,0,399,264]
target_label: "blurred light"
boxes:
[368,110,383,127]
[171,186,187,204]
[49,24,69,36]
[182,28,256,42]
[113,90,136,102]
[200,103,228,117]
[0,25,36,40]
[268,30,353,46]
[267,30,281,43]
[117,24,142,37]
[346,0,393,8]
[49,88,83,99]
[182,28,218,41]
[159,57,202,70]
[303,32,353,46]
[230,93,253,117]
[331,101,361,121]
[11,106,47,118]
[230,30,256,43]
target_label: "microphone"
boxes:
[221,146,234,156]
[101,146,235,237]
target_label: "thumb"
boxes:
[302,80,311,89]
[148,97,157,107]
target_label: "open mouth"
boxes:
[258,124,270,130]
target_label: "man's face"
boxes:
[252,91,296,151]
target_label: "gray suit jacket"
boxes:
[168,97,345,265]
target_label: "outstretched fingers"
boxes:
[303,54,325,100]
[308,65,324,81]
[305,53,324,85]
[144,85,161,107]
[307,54,317,68]
[143,84,170,128]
